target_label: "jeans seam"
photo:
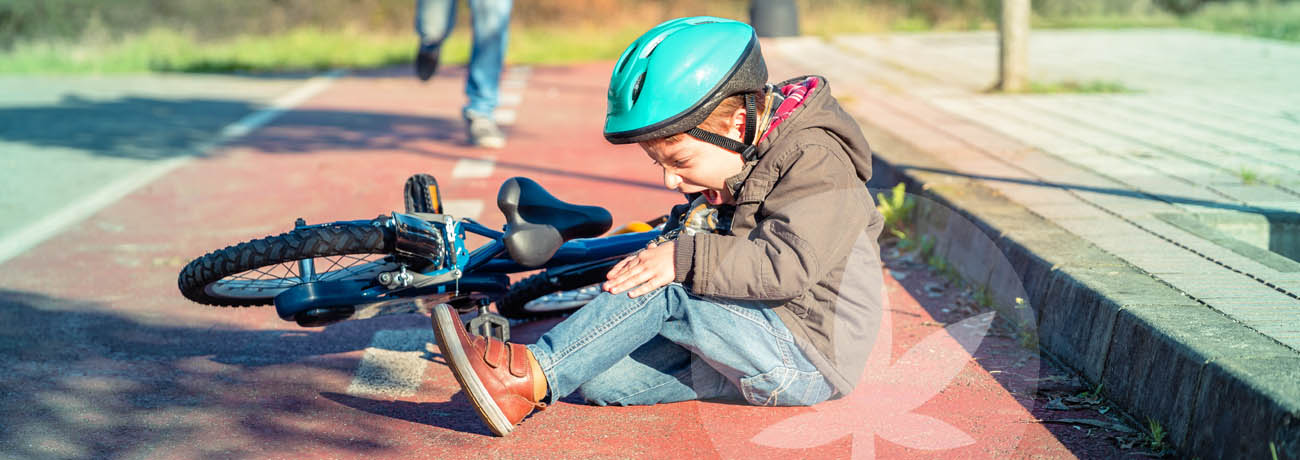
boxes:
[544,287,667,376]
[798,373,817,404]
[767,368,797,406]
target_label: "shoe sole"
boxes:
[431,304,515,436]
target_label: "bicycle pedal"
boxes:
[404,173,444,214]
[466,308,510,342]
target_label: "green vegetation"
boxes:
[1147,417,1167,451]
[1024,79,1136,94]
[1240,167,1262,185]
[973,285,993,308]
[0,24,649,74]
[0,27,414,74]
[877,182,916,239]
[1011,296,1038,348]
[2,0,1297,74]
[1186,1,1300,42]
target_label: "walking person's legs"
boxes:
[462,0,512,148]
[413,0,457,80]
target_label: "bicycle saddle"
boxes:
[498,177,613,267]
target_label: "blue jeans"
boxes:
[414,0,512,119]
[526,284,835,407]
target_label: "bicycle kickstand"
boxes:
[466,297,510,342]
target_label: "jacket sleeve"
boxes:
[675,145,871,300]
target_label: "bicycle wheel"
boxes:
[496,259,615,319]
[178,222,396,307]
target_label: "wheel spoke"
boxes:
[210,252,394,298]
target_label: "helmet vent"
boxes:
[640,34,668,59]
[631,73,645,105]
[616,50,633,74]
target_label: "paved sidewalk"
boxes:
[765,29,1300,458]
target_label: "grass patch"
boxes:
[506,24,645,65]
[1024,79,1137,94]
[1034,1,1300,43]
[0,27,415,74]
[877,182,917,240]
[0,22,649,74]
[1185,1,1300,42]
[4,1,1299,74]
[1240,167,1261,185]
[1033,14,1181,30]
[1147,417,1167,452]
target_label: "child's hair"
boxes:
[641,92,768,148]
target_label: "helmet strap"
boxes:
[685,92,760,161]
[743,92,758,146]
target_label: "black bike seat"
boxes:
[497,177,613,267]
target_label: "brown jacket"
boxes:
[672,75,884,396]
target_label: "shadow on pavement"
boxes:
[0,288,433,458]
[321,392,496,437]
[0,95,258,160]
[0,93,664,191]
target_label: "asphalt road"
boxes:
[0,63,1162,459]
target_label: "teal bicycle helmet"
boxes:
[603,16,768,159]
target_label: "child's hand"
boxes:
[604,241,677,298]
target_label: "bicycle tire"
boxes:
[496,263,611,319]
[178,222,394,307]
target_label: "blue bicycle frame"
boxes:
[272,212,660,324]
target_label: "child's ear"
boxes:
[731,107,747,136]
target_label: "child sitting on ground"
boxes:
[430,16,884,436]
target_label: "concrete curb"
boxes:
[860,114,1300,459]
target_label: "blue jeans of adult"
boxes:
[414,0,512,119]
[526,283,835,407]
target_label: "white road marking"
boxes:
[493,66,529,126]
[442,199,484,220]
[0,70,346,266]
[346,328,438,398]
[218,71,343,139]
[451,157,496,179]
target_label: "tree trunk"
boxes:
[998,0,1030,92]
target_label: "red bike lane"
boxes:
[0,63,1139,459]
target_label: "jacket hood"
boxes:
[756,76,873,185]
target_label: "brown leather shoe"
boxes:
[430,303,545,436]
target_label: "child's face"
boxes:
[641,135,745,205]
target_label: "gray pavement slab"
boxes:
[828,29,1300,350]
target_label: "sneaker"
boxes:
[466,114,506,149]
[415,45,440,82]
[404,173,443,214]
